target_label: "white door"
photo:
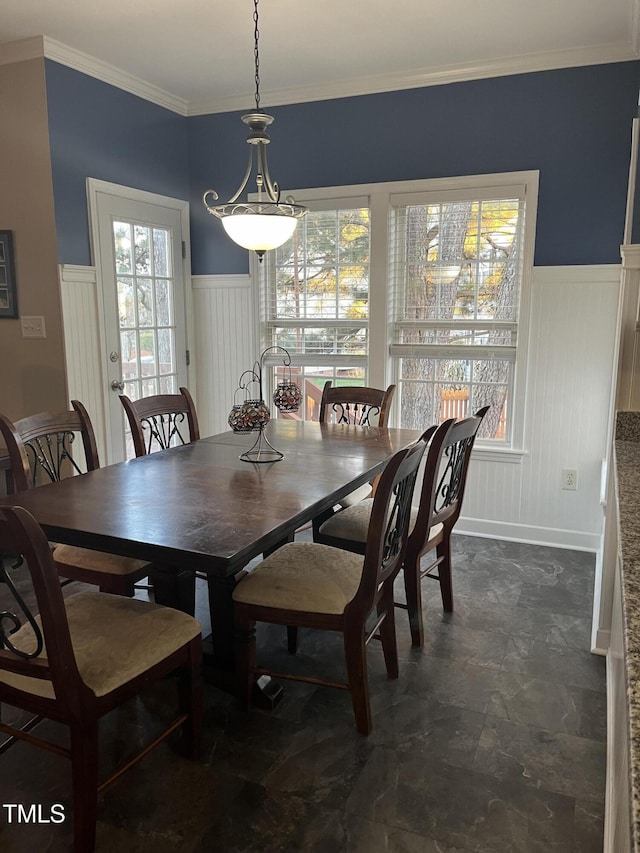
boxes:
[88,180,189,463]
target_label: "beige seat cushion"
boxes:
[233,542,364,614]
[320,500,443,546]
[0,592,201,700]
[52,544,149,576]
[337,482,373,508]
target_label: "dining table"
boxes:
[0,418,421,700]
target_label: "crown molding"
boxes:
[188,41,640,116]
[42,37,188,115]
[1,34,637,118]
[0,35,46,65]
[0,35,188,115]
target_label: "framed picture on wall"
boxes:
[0,230,17,318]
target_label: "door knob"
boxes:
[111,379,125,392]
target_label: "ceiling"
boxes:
[0,0,639,114]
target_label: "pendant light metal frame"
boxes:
[203,0,306,258]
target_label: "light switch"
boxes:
[21,316,46,338]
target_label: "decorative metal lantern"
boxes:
[230,345,296,463]
[238,399,271,432]
[228,387,254,432]
[228,404,253,433]
[273,380,301,413]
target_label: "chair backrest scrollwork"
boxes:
[319,382,396,427]
[0,401,99,493]
[120,387,200,457]
[352,432,429,609]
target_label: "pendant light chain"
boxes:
[253,0,261,112]
[202,0,307,257]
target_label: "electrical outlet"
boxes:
[562,468,578,490]
[20,315,46,339]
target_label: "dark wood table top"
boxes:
[0,420,421,577]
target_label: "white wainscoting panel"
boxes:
[58,264,108,461]
[192,275,256,437]
[460,265,621,551]
[194,265,620,551]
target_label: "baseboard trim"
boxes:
[591,628,610,657]
[456,517,599,552]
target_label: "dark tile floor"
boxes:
[0,534,606,852]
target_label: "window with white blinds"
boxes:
[260,203,371,420]
[256,172,537,446]
[389,185,529,443]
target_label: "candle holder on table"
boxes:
[227,346,301,463]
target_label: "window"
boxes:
[389,183,529,443]
[260,201,371,420]
[257,173,537,450]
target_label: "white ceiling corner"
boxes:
[0,0,637,115]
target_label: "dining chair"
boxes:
[233,433,428,735]
[319,380,396,428]
[0,402,151,596]
[310,381,397,540]
[315,406,490,646]
[119,386,201,611]
[119,386,200,456]
[0,504,202,853]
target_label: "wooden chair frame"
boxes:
[234,433,428,735]
[120,387,200,457]
[0,506,202,853]
[402,406,490,645]
[120,387,202,607]
[312,407,490,646]
[0,401,99,493]
[318,381,396,427]
[0,402,150,595]
[311,382,397,541]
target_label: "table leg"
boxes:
[149,564,196,615]
[205,572,283,709]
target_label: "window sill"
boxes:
[472,446,526,464]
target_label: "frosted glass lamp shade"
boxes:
[221,213,298,252]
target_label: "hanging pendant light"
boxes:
[203,0,306,260]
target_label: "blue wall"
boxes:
[45,60,190,265]
[45,58,640,273]
[189,61,640,274]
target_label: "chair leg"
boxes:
[70,720,99,853]
[287,625,298,654]
[403,552,424,648]
[438,535,454,612]
[178,639,203,759]
[378,591,399,679]
[343,625,372,735]
[234,609,256,710]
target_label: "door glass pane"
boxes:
[156,280,172,326]
[118,278,135,327]
[114,222,132,273]
[159,375,177,394]
[142,377,158,397]
[153,228,170,276]
[137,279,154,326]
[112,222,179,459]
[158,329,174,374]
[134,226,151,274]
[121,331,138,381]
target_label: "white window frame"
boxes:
[254,170,538,460]
[256,195,373,417]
